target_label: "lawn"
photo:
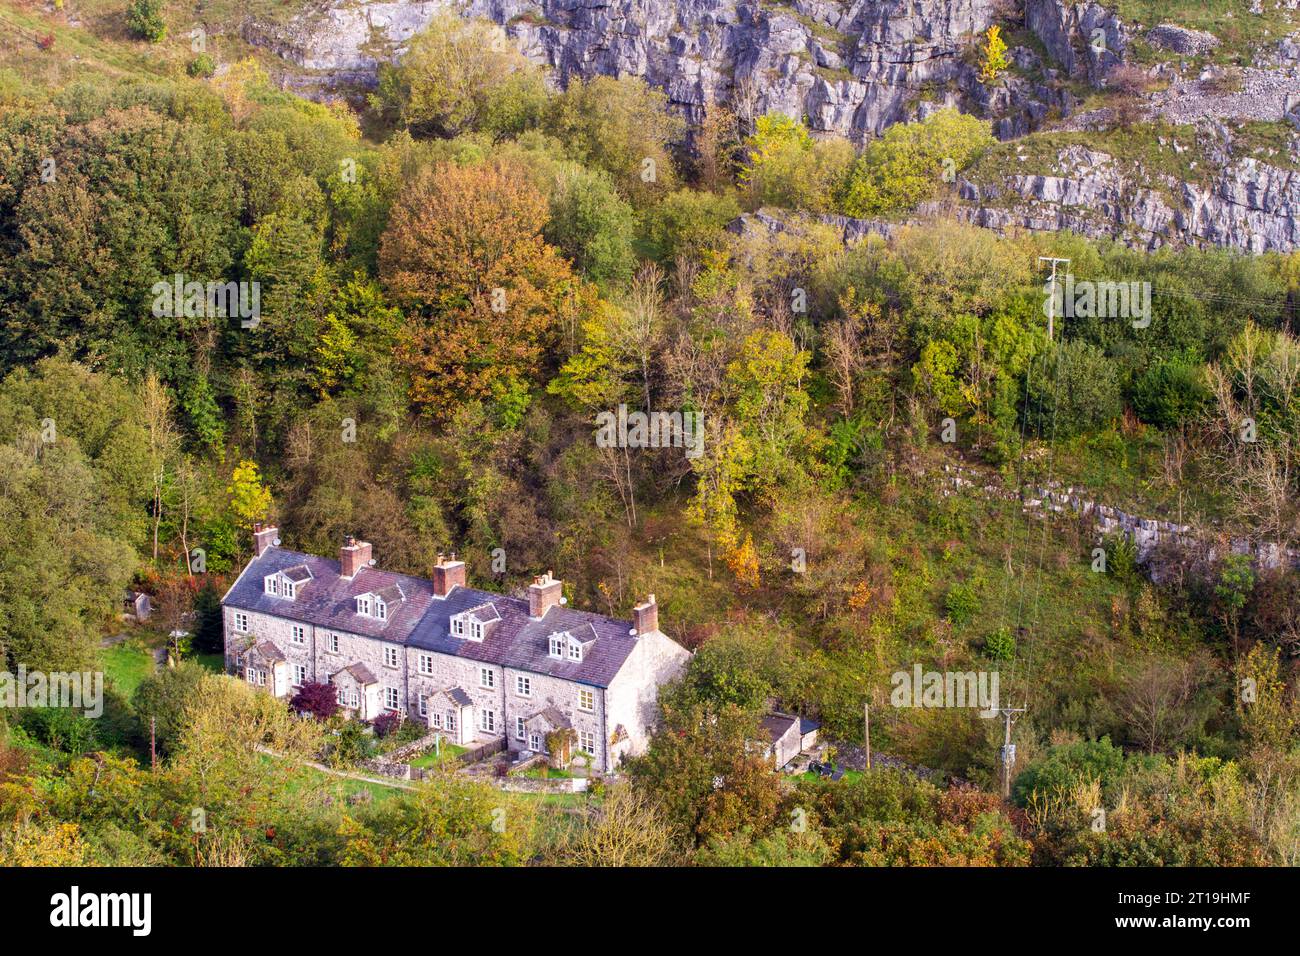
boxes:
[409,742,467,768]
[101,643,155,697]
[193,652,226,674]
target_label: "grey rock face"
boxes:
[253,0,1010,140]
[1025,0,1126,86]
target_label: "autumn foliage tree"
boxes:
[380,160,588,416]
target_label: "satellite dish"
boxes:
[368,558,377,566]
[272,537,282,546]
[560,596,568,605]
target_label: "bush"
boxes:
[838,110,995,217]
[290,682,339,721]
[372,710,404,739]
[187,54,216,78]
[984,626,1016,662]
[125,0,166,43]
[945,582,981,627]
[19,708,98,755]
[1131,358,1209,428]
[1024,340,1123,438]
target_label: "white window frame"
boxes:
[515,716,526,740]
[383,646,399,668]
[566,640,583,662]
[469,620,483,641]
[291,625,306,645]
[430,711,443,730]
[478,708,496,733]
[356,595,372,616]
[292,664,306,687]
[376,600,387,621]
[516,675,531,697]
[548,635,564,659]
[529,732,542,752]
[418,696,428,717]
[418,653,434,675]
[579,689,594,712]
[384,687,400,711]
[451,616,466,638]
[234,612,249,633]
[446,712,457,732]
[283,582,296,600]
[479,667,494,689]
[579,731,595,755]
[326,634,339,653]
[264,575,279,596]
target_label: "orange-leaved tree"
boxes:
[379,159,589,417]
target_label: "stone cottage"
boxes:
[222,525,690,772]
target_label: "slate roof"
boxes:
[527,705,571,730]
[761,713,799,743]
[338,662,377,685]
[374,584,405,605]
[253,639,285,662]
[282,564,313,583]
[438,687,473,707]
[225,547,649,688]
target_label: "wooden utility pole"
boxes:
[1038,257,1071,342]
[863,702,871,770]
[998,706,1027,799]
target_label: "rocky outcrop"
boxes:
[1025,0,1126,86]
[249,0,1027,140]
[1146,23,1220,58]
[959,145,1300,253]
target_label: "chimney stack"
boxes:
[632,593,659,637]
[340,536,373,578]
[432,552,466,598]
[253,522,279,557]
[528,571,563,619]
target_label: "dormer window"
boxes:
[264,565,311,601]
[356,595,372,616]
[375,600,387,621]
[567,638,583,662]
[549,634,565,658]
[452,604,498,642]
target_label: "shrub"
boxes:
[838,110,995,217]
[290,682,339,721]
[984,626,1016,662]
[1023,340,1123,438]
[125,0,166,43]
[372,710,404,739]
[187,54,216,78]
[1131,358,1210,428]
[19,708,98,754]
[945,582,981,627]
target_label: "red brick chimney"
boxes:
[632,593,659,637]
[340,536,373,578]
[253,522,279,557]
[528,572,563,618]
[432,552,466,598]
